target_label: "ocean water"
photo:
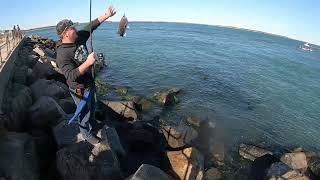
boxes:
[31,22,320,152]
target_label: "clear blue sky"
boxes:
[0,0,319,45]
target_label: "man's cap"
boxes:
[56,19,74,35]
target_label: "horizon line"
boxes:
[24,21,318,46]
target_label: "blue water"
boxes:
[31,22,320,152]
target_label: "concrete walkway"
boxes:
[0,37,23,70]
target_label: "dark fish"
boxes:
[118,14,128,37]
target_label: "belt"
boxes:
[70,88,85,99]
[75,88,85,99]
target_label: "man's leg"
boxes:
[70,88,101,144]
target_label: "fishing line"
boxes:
[89,0,97,103]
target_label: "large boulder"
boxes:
[250,154,279,180]
[267,162,309,180]
[280,152,308,171]
[52,120,82,148]
[101,125,126,157]
[239,143,273,161]
[56,141,121,180]
[31,59,57,79]
[128,164,173,180]
[26,54,39,68]
[0,132,39,180]
[28,96,67,129]
[8,86,33,131]
[29,130,56,174]
[167,147,204,180]
[187,116,202,128]
[153,88,181,106]
[12,65,28,85]
[162,121,198,149]
[100,100,139,121]
[30,79,68,101]
[203,168,222,180]
[58,97,76,114]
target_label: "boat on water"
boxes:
[300,42,313,52]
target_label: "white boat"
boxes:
[300,42,313,52]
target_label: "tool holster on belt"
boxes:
[75,88,85,99]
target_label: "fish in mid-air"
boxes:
[118,14,128,37]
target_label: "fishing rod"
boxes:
[89,0,96,100]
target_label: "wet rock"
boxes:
[135,97,156,111]
[267,162,309,180]
[58,97,76,114]
[203,168,222,180]
[153,88,181,106]
[52,120,82,148]
[101,125,126,157]
[56,141,121,180]
[31,59,57,80]
[292,147,304,153]
[95,79,109,95]
[8,86,33,131]
[280,152,308,171]
[267,162,291,177]
[115,87,128,96]
[250,154,279,180]
[167,147,204,180]
[0,132,39,180]
[100,100,139,121]
[28,96,67,129]
[162,121,198,149]
[239,143,273,161]
[209,142,225,166]
[307,155,320,177]
[128,164,173,180]
[30,79,68,101]
[187,116,201,127]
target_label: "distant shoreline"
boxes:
[25,21,319,46]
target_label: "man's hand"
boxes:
[105,6,116,18]
[98,6,116,23]
[78,52,96,75]
[86,52,96,66]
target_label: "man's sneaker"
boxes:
[81,132,101,145]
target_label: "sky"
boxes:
[0,0,319,45]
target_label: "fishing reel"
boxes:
[96,53,106,66]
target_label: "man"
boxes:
[13,25,16,39]
[16,25,21,39]
[56,6,116,145]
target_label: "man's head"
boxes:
[56,19,78,42]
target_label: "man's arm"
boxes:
[77,6,116,43]
[57,52,96,81]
